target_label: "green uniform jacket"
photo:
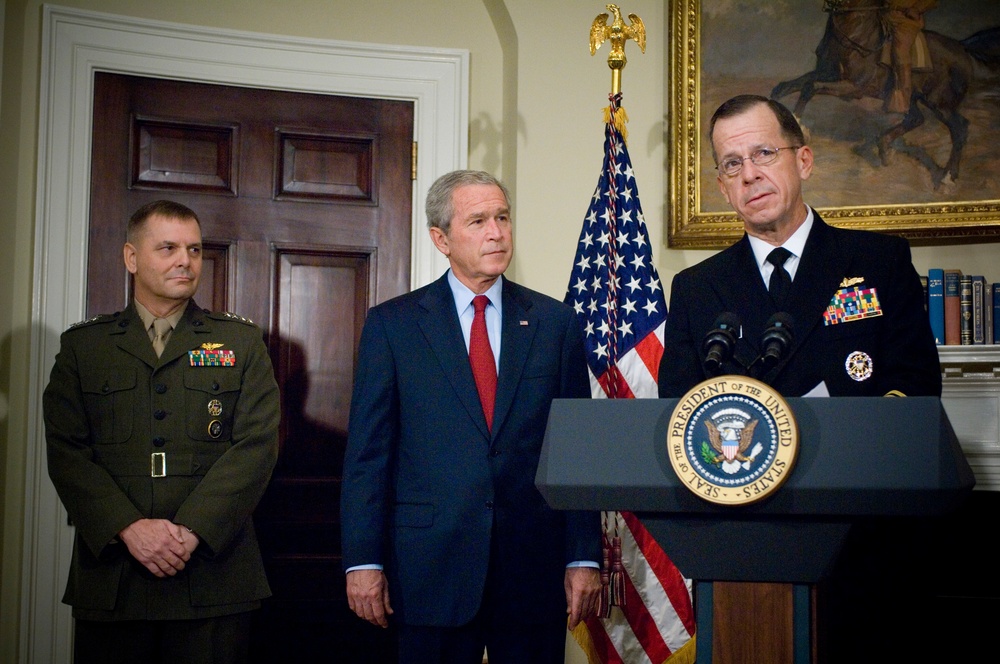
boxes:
[43,301,280,621]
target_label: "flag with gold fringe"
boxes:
[565,92,696,664]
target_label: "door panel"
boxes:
[88,72,411,661]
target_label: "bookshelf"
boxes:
[940,345,1000,491]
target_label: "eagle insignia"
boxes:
[703,410,762,475]
[590,4,646,57]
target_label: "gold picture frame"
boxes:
[667,0,1000,249]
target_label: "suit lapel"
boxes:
[492,280,537,440]
[418,276,491,440]
[765,215,853,383]
[112,304,158,368]
[706,237,771,370]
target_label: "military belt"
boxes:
[95,452,224,478]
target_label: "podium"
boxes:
[536,397,974,662]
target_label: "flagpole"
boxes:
[571,7,697,663]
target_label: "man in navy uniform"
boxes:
[44,200,279,664]
[658,95,941,660]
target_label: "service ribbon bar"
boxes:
[824,286,883,325]
[189,349,237,366]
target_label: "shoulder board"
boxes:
[67,312,121,330]
[204,310,257,326]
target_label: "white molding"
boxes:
[24,6,466,661]
[939,346,1000,492]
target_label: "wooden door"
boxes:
[88,72,412,661]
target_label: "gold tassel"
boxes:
[602,104,630,144]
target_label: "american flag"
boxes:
[566,93,696,664]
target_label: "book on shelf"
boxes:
[971,276,986,345]
[927,268,944,345]
[944,269,962,345]
[960,275,973,345]
[994,284,1000,344]
[986,282,994,345]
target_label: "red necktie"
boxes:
[469,295,497,430]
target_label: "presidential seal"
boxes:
[667,376,799,505]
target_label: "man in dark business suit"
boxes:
[44,200,279,664]
[341,170,601,664]
[657,95,941,660]
[658,94,940,400]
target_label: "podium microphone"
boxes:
[702,313,741,374]
[760,313,794,370]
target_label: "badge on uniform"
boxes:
[189,343,236,367]
[207,420,223,438]
[845,350,873,382]
[207,399,223,416]
[823,278,883,326]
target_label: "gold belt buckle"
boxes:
[151,452,166,478]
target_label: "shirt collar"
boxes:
[747,206,814,271]
[446,270,504,317]
[134,299,186,332]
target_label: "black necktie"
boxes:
[766,247,793,306]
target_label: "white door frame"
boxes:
[23,6,467,661]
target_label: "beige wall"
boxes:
[2,0,998,661]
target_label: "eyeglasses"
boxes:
[716,146,801,177]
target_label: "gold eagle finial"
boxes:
[590,5,646,95]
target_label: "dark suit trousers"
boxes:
[398,528,566,664]
[74,613,252,664]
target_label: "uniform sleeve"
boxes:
[44,333,144,558]
[658,272,705,398]
[875,240,942,397]
[340,307,399,570]
[173,326,280,555]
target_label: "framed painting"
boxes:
[667,0,1000,248]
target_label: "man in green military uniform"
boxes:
[44,200,280,663]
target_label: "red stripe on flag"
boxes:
[632,331,664,383]
[595,367,636,399]
[619,557,673,662]
[583,615,626,664]
[622,511,697,636]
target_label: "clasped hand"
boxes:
[119,518,199,578]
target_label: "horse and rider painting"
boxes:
[698,0,1000,208]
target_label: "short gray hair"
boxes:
[425,170,511,233]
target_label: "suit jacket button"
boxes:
[212,382,220,391]
[485,501,494,510]
[490,449,501,458]
[154,383,167,394]
[152,437,166,447]
[154,409,167,420]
